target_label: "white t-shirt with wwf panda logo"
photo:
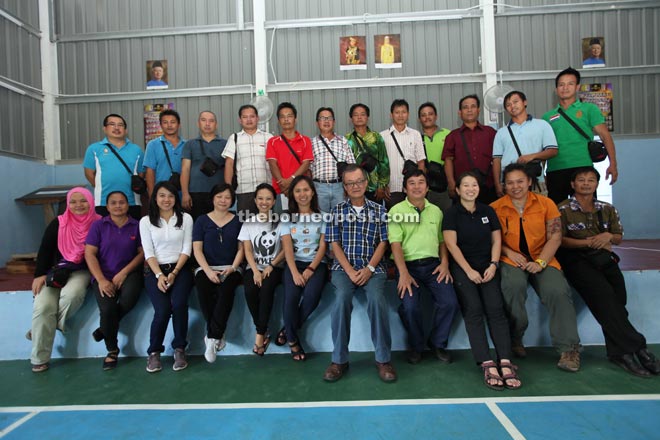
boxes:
[238,216,283,271]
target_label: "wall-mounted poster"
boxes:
[146,60,169,89]
[144,103,175,145]
[339,36,367,71]
[582,37,605,68]
[579,83,613,131]
[374,34,401,69]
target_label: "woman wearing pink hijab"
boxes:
[30,187,101,372]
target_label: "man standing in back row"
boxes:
[542,67,618,204]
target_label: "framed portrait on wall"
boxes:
[374,34,401,69]
[582,37,605,68]
[146,60,169,90]
[340,36,367,70]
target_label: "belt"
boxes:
[313,178,341,184]
[406,257,440,267]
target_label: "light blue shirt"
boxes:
[493,116,557,181]
[280,215,326,263]
[83,137,145,206]
[143,135,186,184]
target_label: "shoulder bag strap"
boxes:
[160,141,174,171]
[506,125,524,158]
[458,130,478,170]
[353,131,368,153]
[389,131,407,160]
[106,143,134,176]
[233,133,238,173]
[281,135,302,164]
[557,108,592,140]
[596,207,607,233]
[198,139,209,158]
[319,136,339,163]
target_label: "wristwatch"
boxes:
[490,261,500,269]
[155,272,164,279]
[535,259,548,269]
[367,264,376,273]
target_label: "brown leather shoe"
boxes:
[511,345,527,358]
[376,362,397,383]
[323,362,349,382]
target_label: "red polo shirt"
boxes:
[442,123,496,187]
[265,132,313,194]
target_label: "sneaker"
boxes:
[146,352,162,373]
[557,350,580,372]
[204,336,217,363]
[173,348,188,371]
[215,335,227,352]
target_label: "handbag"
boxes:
[160,141,181,190]
[319,136,348,178]
[106,144,147,195]
[507,125,543,177]
[352,132,378,173]
[556,108,608,163]
[45,260,83,288]
[459,131,490,185]
[390,132,418,176]
[422,134,448,192]
[198,140,221,177]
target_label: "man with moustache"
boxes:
[143,109,186,197]
[418,102,451,211]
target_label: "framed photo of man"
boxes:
[374,34,402,69]
[582,37,605,68]
[146,60,169,90]
[340,36,367,71]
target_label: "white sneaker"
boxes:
[215,335,226,352]
[204,336,217,363]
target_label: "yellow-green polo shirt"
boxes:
[388,198,443,261]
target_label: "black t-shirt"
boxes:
[442,202,501,270]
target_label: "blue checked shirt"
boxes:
[325,198,388,273]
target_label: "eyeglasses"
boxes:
[317,116,334,122]
[217,227,224,243]
[343,179,367,188]
[106,122,126,128]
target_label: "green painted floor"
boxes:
[3,346,659,408]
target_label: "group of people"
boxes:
[28,66,660,388]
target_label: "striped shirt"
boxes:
[222,129,273,195]
[310,133,356,181]
[380,125,426,193]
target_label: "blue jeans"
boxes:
[330,270,390,364]
[282,261,327,344]
[316,182,345,213]
[145,269,193,354]
[397,260,459,352]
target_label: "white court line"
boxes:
[486,402,526,440]
[1,393,659,413]
[614,246,660,253]
[0,412,39,438]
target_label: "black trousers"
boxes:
[195,270,243,339]
[557,250,646,357]
[450,262,512,364]
[93,270,143,352]
[244,268,283,335]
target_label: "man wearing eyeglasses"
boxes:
[84,113,145,219]
[324,164,395,383]
[310,107,356,213]
[388,169,458,365]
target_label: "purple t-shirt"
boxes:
[85,216,142,280]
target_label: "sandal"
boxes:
[500,360,522,390]
[481,360,504,391]
[31,363,49,373]
[252,334,271,357]
[289,340,306,362]
[103,350,119,370]
[274,327,287,346]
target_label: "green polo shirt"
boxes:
[542,100,605,172]
[388,198,444,261]
[423,128,450,165]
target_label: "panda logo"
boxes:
[253,230,278,260]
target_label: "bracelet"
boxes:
[305,266,315,272]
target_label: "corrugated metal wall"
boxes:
[1,1,658,160]
[0,0,43,158]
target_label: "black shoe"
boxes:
[427,338,452,363]
[406,351,422,365]
[637,349,660,375]
[610,354,652,378]
[92,327,104,342]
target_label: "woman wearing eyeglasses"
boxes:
[193,183,244,363]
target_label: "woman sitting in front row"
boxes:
[443,172,521,390]
[29,187,100,373]
[140,181,194,373]
[85,191,144,370]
